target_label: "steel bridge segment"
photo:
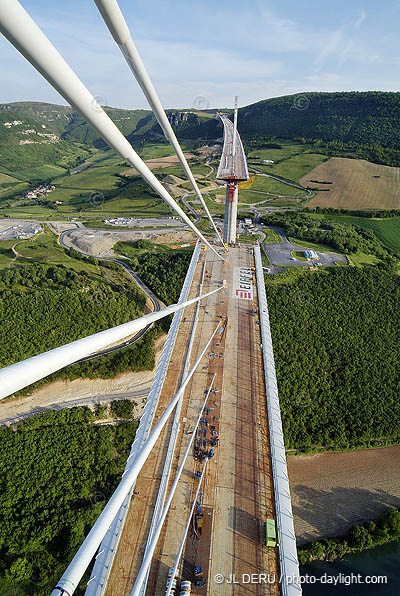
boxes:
[137,260,206,596]
[164,373,217,596]
[85,242,202,596]
[254,245,302,595]
[216,114,249,182]
[130,372,217,596]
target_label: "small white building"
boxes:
[304,249,319,260]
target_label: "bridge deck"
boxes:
[105,245,280,596]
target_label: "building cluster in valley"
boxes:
[25,185,56,200]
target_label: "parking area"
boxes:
[263,228,347,268]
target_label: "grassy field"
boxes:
[203,192,225,213]
[262,227,282,243]
[237,233,261,243]
[137,144,175,160]
[13,164,68,182]
[249,174,309,197]
[248,141,310,163]
[292,250,308,261]
[302,157,400,209]
[288,236,343,254]
[247,142,328,183]
[312,214,400,252]
[348,253,382,267]
[0,173,19,184]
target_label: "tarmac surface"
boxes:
[263,227,347,267]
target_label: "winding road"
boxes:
[59,229,162,364]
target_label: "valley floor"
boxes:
[288,446,400,546]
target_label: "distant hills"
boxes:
[1,91,400,171]
[178,91,400,148]
[0,102,155,170]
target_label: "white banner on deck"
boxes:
[233,267,253,300]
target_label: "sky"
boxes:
[0,0,399,110]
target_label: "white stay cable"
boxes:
[94,0,224,247]
[0,0,224,260]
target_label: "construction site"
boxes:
[103,243,281,596]
[0,6,301,595]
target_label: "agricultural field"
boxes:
[320,215,400,252]
[0,144,201,219]
[0,172,19,185]
[247,141,329,182]
[302,157,400,209]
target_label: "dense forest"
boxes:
[299,508,400,565]
[0,262,159,395]
[239,92,400,147]
[0,407,138,595]
[266,267,400,449]
[115,242,193,305]
[260,212,398,263]
[0,263,145,367]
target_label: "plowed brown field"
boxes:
[302,157,400,209]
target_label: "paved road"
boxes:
[263,226,348,267]
[181,192,201,224]
[59,230,161,363]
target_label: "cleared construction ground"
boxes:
[104,244,280,596]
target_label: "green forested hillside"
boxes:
[0,107,91,171]
[0,103,154,170]
[176,92,400,165]
[267,267,400,449]
[0,407,137,595]
[239,92,400,146]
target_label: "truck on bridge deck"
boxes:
[266,518,277,548]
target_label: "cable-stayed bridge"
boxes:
[0,1,301,595]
